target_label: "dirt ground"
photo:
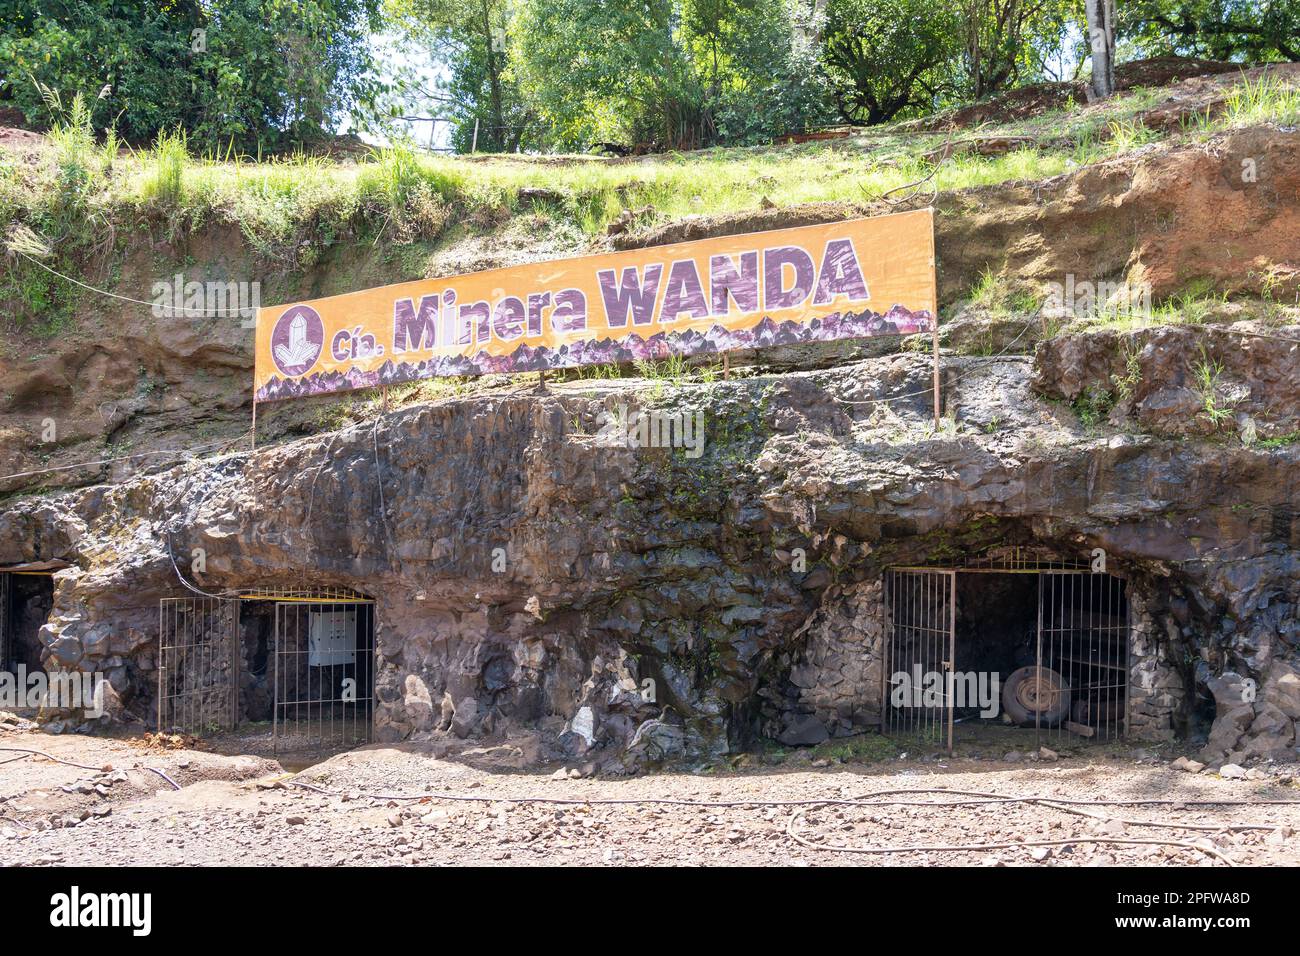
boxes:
[2,724,1298,867]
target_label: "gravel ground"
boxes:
[3,728,1299,867]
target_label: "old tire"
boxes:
[1002,666,1071,727]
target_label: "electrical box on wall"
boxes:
[308,609,357,666]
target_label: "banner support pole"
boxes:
[932,325,940,430]
[251,398,258,451]
[929,207,941,430]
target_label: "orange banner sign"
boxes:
[254,208,935,402]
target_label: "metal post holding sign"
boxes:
[928,206,941,430]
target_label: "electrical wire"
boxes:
[287,778,1300,810]
[13,250,258,317]
[0,430,251,485]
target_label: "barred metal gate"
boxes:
[158,597,239,734]
[1035,571,1129,744]
[882,569,956,752]
[882,564,1130,753]
[272,599,374,753]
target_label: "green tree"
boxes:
[1122,0,1300,62]
[511,0,833,150]
[958,0,1071,99]
[0,0,388,152]
[512,0,704,150]
[0,0,200,142]
[706,0,838,142]
[823,0,960,125]
[189,0,390,152]
[386,0,535,152]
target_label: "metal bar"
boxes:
[0,573,10,673]
[231,600,240,729]
[156,598,164,732]
[272,603,280,755]
[1122,576,1131,738]
[882,571,892,733]
[1034,573,1044,749]
[947,570,955,754]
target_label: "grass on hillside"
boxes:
[2,69,1299,339]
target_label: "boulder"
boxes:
[46,635,84,668]
[403,675,435,732]
[1239,704,1297,760]
[778,714,829,747]
[450,697,480,738]
[1200,704,1254,760]
[1263,664,1300,720]
[622,718,686,768]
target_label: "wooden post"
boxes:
[723,353,730,380]
[251,399,257,450]
[381,384,389,414]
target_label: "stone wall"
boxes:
[2,346,1297,768]
[762,579,884,745]
[1126,588,1187,742]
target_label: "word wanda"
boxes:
[390,239,872,351]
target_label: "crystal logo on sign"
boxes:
[271,305,325,376]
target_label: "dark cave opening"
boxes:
[952,572,1038,723]
[238,601,275,723]
[1,573,54,675]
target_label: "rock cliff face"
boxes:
[3,108,1299,768]
[3,125,1298,499]
[3,328,1297,768]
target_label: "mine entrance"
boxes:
[883,559,1130,753]
[1,570,56,678]
[157,589,376,752]
[270,596,375,753]
[158,596,240,734]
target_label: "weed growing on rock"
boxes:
[1074,385,1115,430]
[1193,347,1238,428]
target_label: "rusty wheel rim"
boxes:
[1016,673,1063,713]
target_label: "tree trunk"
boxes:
[480,0,505,150]
[1086,0,1116,100]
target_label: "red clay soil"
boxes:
[907,57,1246,131]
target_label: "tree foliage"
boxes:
[510,0,835,151]
[1122,0,1299,62]
[0,0,388,152]
[385,0,538,152]
[823,0,960,124]
[1,0,1282,155]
